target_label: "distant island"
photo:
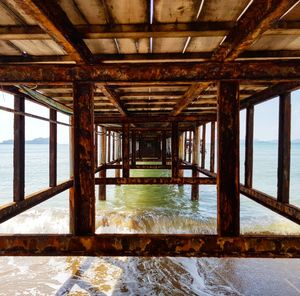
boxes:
[0,137,49,144]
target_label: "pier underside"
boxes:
[1,0,300,257]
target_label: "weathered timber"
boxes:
[212,0,299,61]
[192,124,200,200]
[14,0,94,64]
[217,81,240,236]
[122,123,130,178]
[171,122,179,178]
[13,95,25,202]
[49,109,57,187]
[1,61,300,83]
[95,177,216,185]
[0,180,72,224]
[112,132,115,161]
[70,82,95,235]
[240,186,300,225]
[99,86,127,116]
[277,92,291,203]
[99,126,106,200]
[241,82,300,109]
[210,122,215,173]
[0,234,300,257]
[201,124,206,169]
[245,106,254,188]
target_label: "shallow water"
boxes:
[0,143,300,295]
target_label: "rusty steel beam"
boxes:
[199,167,300,226]
[1,61,300,83]
[0,234,300,257]
[95,177,216,185]
[241,186,300,225]
[171,0,298,117]
[95,115,216,124]
[0,180,72,224]
[99,86,127,116]
[14,0,93,64]
[212,0,299,61]
[241,82,300,109]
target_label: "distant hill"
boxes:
[0,137,49,144]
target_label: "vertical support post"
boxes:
[161,131,167,165]
[201,124,206,169]
[112,132,116,161]
[115,132,121,178]
[132,131,136,166]
[217,81,240,236]
[184,132,187,161]
[13,95,25,202]
[210,122,215,173]
[49,109,57,187]
[188,131,192,163]
[192,124,200,201]
[138,134,142,160]
[277,92,291,203]
[123,123,130,178]
[94,125,98,168]
[178,132,184,181]
[70,82,95,235]
[245,106,254,188]
[172,122,179,178]
[99,126,106,200]
[107,130,111,163]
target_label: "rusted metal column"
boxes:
[122,123,130,178]
[217,81,240,236]
[184,132,187,161]
[131,131,136,166]
[245,106,254,188]
[161,131,167,165]
[49,109,57,187]
[107,130,111,163]
[115,132,121,178]
[172,122,179,178]
[70,82,95,235]
[210,122,215,173]
[278,92,291,203]
[201,124,206,169]
[94,125,98,168]
[99,126,106,200]
[188,131,192,163]
[192,124,200,201]
[112,131,115,161]
[13,95,25,202]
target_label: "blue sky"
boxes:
[1,89,300,143]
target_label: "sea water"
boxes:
[0,143,300,295]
